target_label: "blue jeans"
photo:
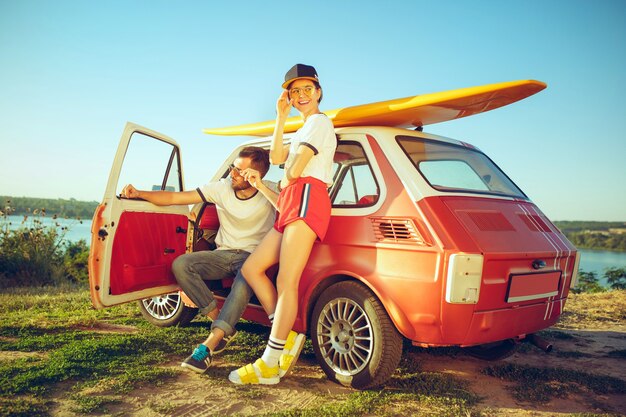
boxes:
[172,249,253,336]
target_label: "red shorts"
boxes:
[274,177,331,241]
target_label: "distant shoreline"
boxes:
[1,195,98,220]
[2,196,624,252]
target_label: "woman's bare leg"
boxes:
[240,228,282,315]
[271,220,317,340]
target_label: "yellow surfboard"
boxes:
[203,80,546,137]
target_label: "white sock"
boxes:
[261,336,285,367]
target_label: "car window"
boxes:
[419,160,489,191]
[397,136,526,198]
[329,142,380,207]
[117,132,182,195]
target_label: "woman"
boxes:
[230,64,336,385]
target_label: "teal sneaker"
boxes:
[181,344,212,373]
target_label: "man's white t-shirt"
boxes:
[285,113,336,186]
[196,179,277,253]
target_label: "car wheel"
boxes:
[310,281,403,389]
[464,339,517,361]
[137,292,198,327]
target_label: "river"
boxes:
[2,214,92,245]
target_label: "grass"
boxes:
[1,287,625,416]
[482,363,626,405]
[558,290,626,329]
[259,354,484,417]
[0,287,490,417]
[0,286,211,415]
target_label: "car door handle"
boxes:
[164,248,175,254]
[176,226,187,233]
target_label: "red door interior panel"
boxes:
[110,211,188,295]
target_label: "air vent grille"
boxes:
[467,212,515,231]
[371,218,426,244]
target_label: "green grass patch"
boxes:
[0,287,212,414]
[69,393,120,414]
[0,396,50,417]
[0,331,181,396]
[261,390,386,417]
[482,363,626,404]
[147,399,177,414]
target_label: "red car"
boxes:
[89,80,579,388]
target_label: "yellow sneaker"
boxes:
[228,358,280,385]
[279,331,305,378]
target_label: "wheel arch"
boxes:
[302,272,415,340]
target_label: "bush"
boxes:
[572,267,626,294]
[572,271,605,294]
[0,212,89,288]
[605,267,626,290]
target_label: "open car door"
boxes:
[89,122,190,309]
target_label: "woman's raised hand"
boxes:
[276,90,292,119]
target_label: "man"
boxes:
[122,146,283,373]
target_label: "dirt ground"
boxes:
[49,324,626,417]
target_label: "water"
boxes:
[2,214,92,244]
[578,249,626,275]
[3,214,624,276]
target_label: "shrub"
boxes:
[572,271,605,294]
[0,210,89,288]
[605,267,626,290]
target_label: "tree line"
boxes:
[554,221,626,252]
[1,197,623,251]
[1,196,98,220]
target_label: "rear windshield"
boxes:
[396,136,526,199]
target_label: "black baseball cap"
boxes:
[282,64,319,89]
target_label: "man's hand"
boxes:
[121,184,140,198]
[242,168,262,189]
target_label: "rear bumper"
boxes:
[459,297,565,346]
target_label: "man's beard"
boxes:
[231,180,251,191]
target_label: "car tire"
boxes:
[137,292,198,327]
[464,339,517,361]
[310,281,403,389]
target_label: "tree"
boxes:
[573,270,605,294]
[604,267,626,290]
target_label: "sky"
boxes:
[0,0,625,221]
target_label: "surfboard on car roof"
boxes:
[203,80,546,137]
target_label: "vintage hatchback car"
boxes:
[89,80,580,389]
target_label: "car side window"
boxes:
[117,132,182,196]
[329,142,379,207]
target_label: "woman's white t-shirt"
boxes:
[284,113,336,186]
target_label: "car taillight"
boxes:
[569,252,581,289]
[445,254,484,304]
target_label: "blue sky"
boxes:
[1,0,624,221]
